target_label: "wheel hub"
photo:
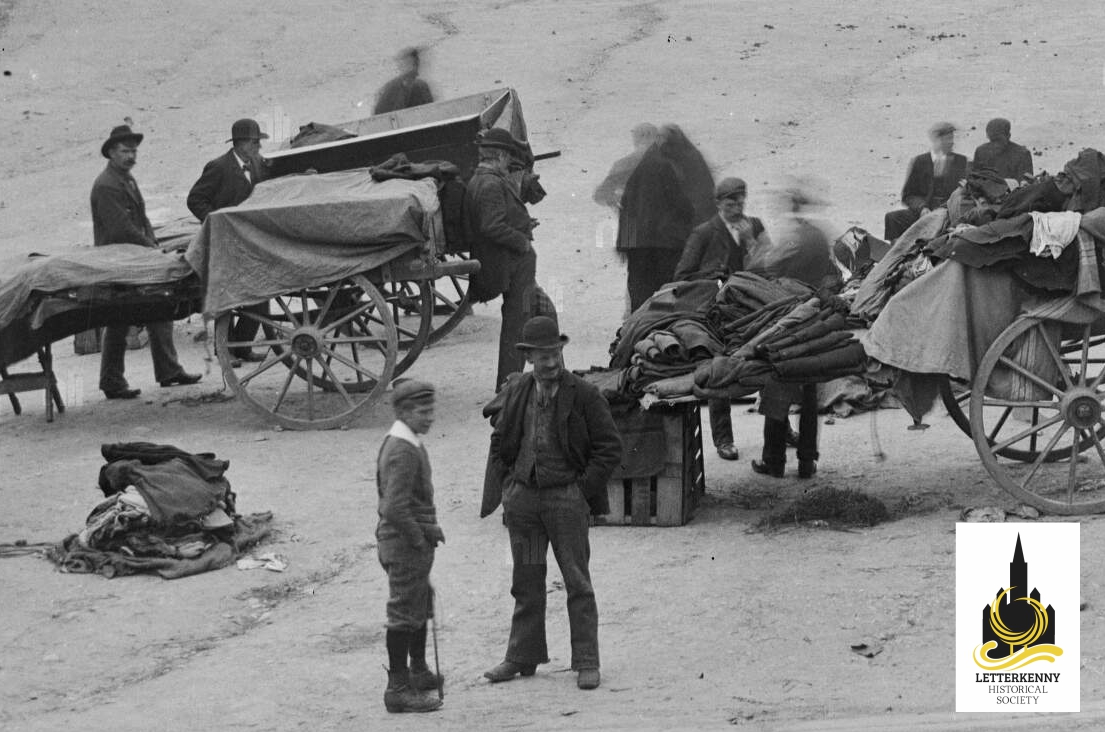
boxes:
[1062,387,1103,430]
[291,327,324,358]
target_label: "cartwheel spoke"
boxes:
[1078,324,1093,385]
[978,398,1057,409]
[986,406,1014,444]
[1066,428,1081,505]
[324,299,376,333]
[326,347,383,383]
[300,292,310,326]
[270,356,300,414]
[1017,423,1070,488]
[997,355,1066,399]
[1038,323,1075,388]
[317,357,356,408]
[990,412,1066,454]
[1089,428,1105,468]
[314,286,342,327]
[306,357,315,421]
[238,352,286,386]
[274,295,300,327]
[431,284,461,312]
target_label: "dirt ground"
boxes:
[3,1,1105,730]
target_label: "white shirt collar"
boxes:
[388,419,422,447]
[233,151,249,169]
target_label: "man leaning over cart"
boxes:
[186,118,271,367]
[90,124,201,400]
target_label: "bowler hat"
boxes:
[476,127,520,153]
[226,118,270,143]
[390,378,435,408]
[928,121,956,138]
[515,316,569,350]
[101,125,144,158]
[715,177,747,200]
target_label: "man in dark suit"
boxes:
[187,118,271,364]
[481,317,622,691]
[972,118,1033,181]
[883,122,968,242]
[464,127,540,391]
[673,177,772,461]
[91,125,201,400]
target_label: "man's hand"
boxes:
[424,525,446,546]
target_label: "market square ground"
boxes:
[3,1,1105,729]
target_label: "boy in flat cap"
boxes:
[375,379,445,713]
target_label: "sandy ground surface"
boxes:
[3,1,1105,729]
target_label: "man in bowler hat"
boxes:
[376,379,445,713]
[482,317,622,691]
[91,124,201,399]
[187,118,271,366]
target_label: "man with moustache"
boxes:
[187,118,271,366]
[91,124,201,400]
[482,317,622,691]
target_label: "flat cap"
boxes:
[715,177,747,200]
[928,121,956,138]
[391,378,435,408]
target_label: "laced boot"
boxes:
[384,670,442,713]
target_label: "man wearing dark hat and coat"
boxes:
[186,118,271,365]
[883,122,968,242]
[463,127,541,391]
[374,47,434,115]
[481,316,622,691]
[376,379,446,714]
[91,125,201,400]
[972,118,1033,181]
[673,176,772,462]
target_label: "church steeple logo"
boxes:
[973,533,1063,671]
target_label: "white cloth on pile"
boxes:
[1029,211,1082,258]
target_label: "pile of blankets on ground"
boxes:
[602,275,866,402]
[48,442,272,579]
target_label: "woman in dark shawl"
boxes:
[615,125,715,311]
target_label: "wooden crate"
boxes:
[601,403,705,527]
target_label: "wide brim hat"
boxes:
[101,125,144,158]
[515,316,569,350]
[226,118,270,143]
[476,126,520,153]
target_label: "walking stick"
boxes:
[430,585,444,700]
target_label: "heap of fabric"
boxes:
[707,272,814,349]
[624,317,724,396]
[48,442,272,579]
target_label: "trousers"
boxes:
[708,398,734,447]
[229,302,269,358]
[496,248,538,391]
[99,321,185,393]
[378,540,434,632]
[883,208,921,243]
[761,383,819,467]
[502,481,599,670]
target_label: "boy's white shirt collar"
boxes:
[388,419,422,447]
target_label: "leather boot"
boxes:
[409,663,445,691]
[384,670,442,713]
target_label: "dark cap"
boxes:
[226,118,269,143]
[101,125,144,158]
[475,127,520,153]
[985,117,1012,139]
[928,121,956,138]
[515,316,569,351]
[391,378,435,408]
[715,177,747,201]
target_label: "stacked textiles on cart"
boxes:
[48,442,272,579]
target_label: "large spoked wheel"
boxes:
[215,274,396,430]
[421,253,473,345]
[970,317,1105,514]
[380,279,433,374]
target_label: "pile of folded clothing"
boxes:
[48,442,272,579]
[707,272,814,349]
[624,317,724,396]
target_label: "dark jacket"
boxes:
[673,213,765,281]
[615,148,694,252]
[463,165,533,302]
[90,164,157,248]
[376,433,438,551]
[374,73,433,114]
[483,371,622,516]
[901,152,968,213]
[186,150,268,222]
[972,140,1033,180]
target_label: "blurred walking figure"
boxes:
[752,180,842,480]
[592,122,658,210]
[883,121,967,242]
[615,124,715,311]
[374,47,434,115]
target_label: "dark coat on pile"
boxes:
[186,150,268,222]
[482,371,622,516]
